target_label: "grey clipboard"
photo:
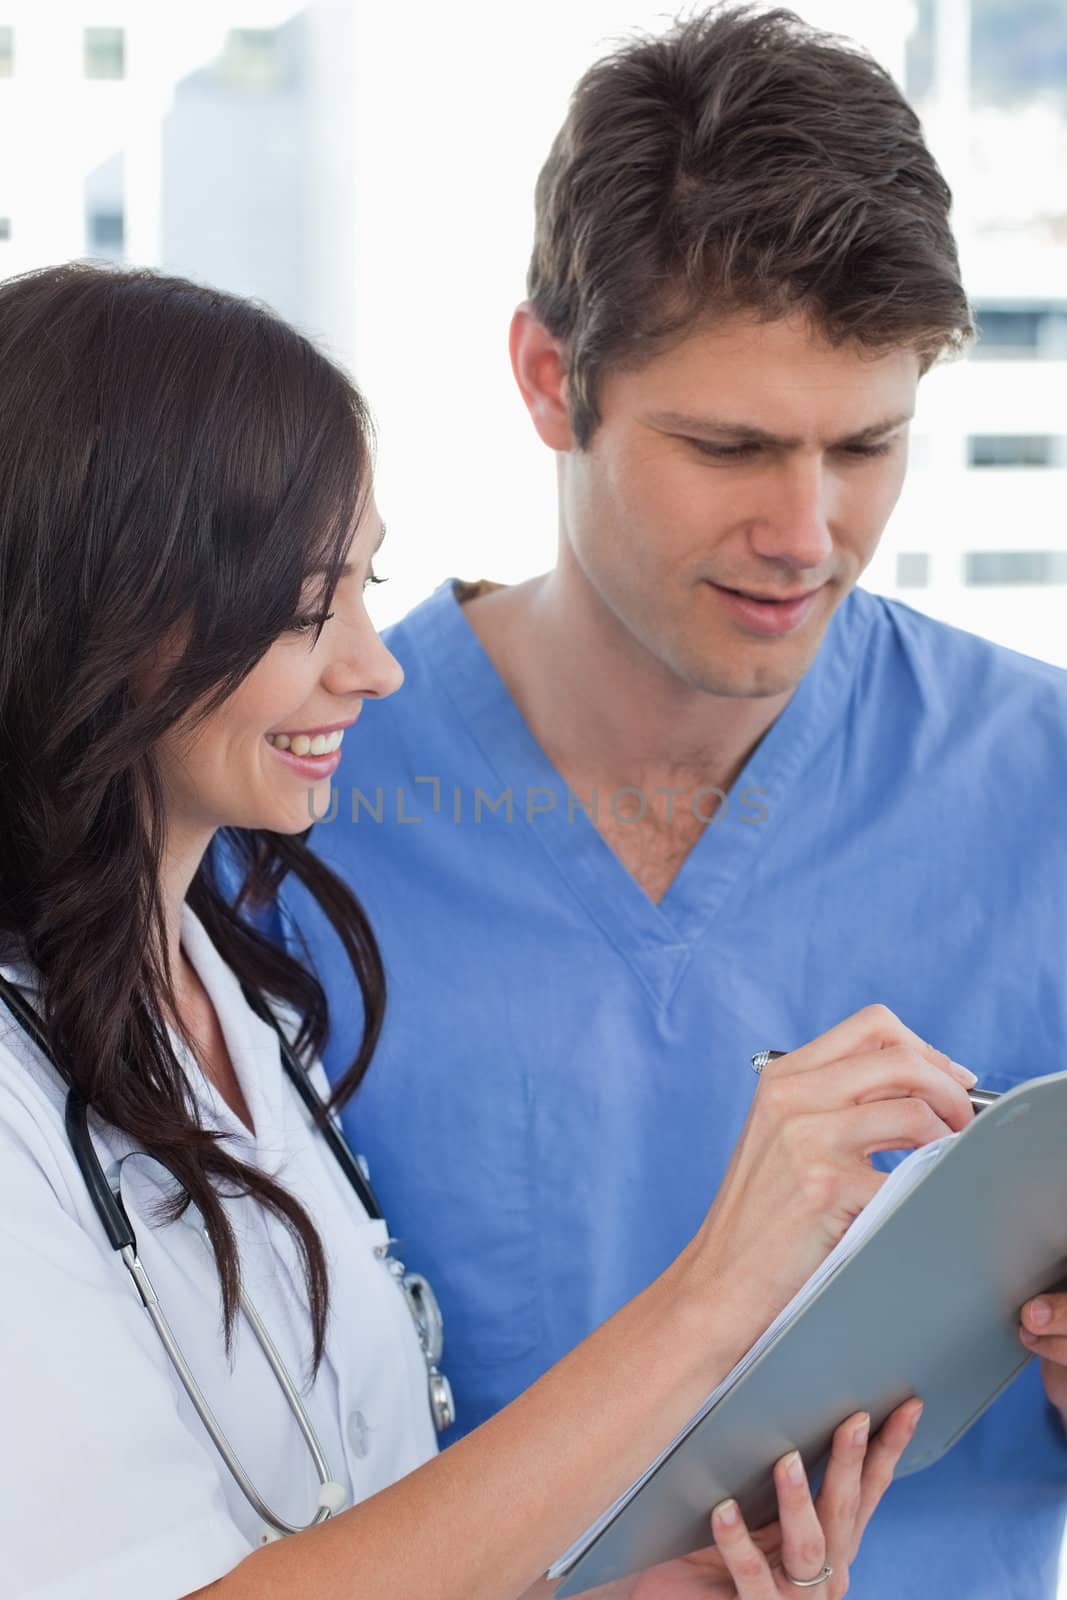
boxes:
[552,1069,1067,1596]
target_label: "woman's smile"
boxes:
[265,719,354,779]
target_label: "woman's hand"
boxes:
[624,1399,923,1600]
[192,1007,959,1600]
[684,1005,976,1333]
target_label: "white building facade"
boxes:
[0,0,1063,661]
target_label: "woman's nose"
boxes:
[323,616,404,702]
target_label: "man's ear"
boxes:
[509,303,576,451]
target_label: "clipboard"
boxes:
[551,1069,1067,1596]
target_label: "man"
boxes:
[280,8,1067,1595]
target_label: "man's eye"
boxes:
[689,439,759,460]
[839,440,894,459]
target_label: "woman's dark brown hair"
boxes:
[0,262,384,1368]
[529,3,974,447]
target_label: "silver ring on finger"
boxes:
[783,1560,833,1588]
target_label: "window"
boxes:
[87,210,124,253]
[911,1,1067,118]
[965,552,1067,586]
[84,26,125,80]
[973,303,1067,360]
[968,435,1063,468]
[896,553,930,588]
[968,0,1067,112]
[0,26,13,77]
[213,28,289,91]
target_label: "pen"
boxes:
[750,1050,1000,1113]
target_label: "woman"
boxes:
[0,264,976,1600]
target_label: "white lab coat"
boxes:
[0,903,438,1600]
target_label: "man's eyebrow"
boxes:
[837,414,914,444]
[646,411,913,448]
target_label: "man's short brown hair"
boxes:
[528,4,973,446]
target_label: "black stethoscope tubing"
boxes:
[0,969,385,1257]
[0,958,456,1500]
[238,981,384,1219]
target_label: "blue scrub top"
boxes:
[279,580,1067,1598]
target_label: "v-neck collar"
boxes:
[176,903,293,1173]
[413,581,874,1009]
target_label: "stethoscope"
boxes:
[0,970,455,1542]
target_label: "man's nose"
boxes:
[748,457,835,570]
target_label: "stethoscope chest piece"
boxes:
[429,1370,456,1433]
[383,1254,456,1432]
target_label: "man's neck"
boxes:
[461,569,793,797]
[459,570,797,904]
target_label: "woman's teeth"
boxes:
[267,729,344,756]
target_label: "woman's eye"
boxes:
[288,610,335,636]
[364,569,386,591]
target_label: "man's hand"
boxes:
[1021,1294,1067,1416]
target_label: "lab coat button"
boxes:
[348,1409,370,1458]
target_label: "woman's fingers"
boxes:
[768,1004,975,1091]
[810,1411,870,1572]
[711,1446,840,1597]
[767,1046,976,1134]
[707,1406,922,1600]
[709,1499,780,1599]
[691,1008,971,1360]
[848,1399,923,1556]
[816,1096,957,1157]
[772,1446,830,1588]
